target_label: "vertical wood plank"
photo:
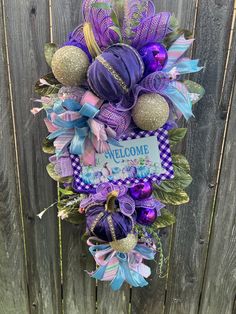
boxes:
[3,0,62,313]
[164,1,235,314]
[199,20,236,314]
[51,0,83,42]
[97,283,130,314]
[51,1,96,313]
[199,76,236,314]
[155,0,198,30]
[61,222,96,314]
[0,1,29,313]
[131,228,172,314]
[131,1,197,313]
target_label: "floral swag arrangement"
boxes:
[33,0,205,291]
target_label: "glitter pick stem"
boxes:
[105,191,119,212]
[83,22,102,57]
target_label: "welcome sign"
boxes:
[71,128,174,191]
[104,137,159,165]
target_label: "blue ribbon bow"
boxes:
[88,243,156,291]
[46,99,100,156]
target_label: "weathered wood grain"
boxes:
[219,10,236,114]
[199,77,236,314]
[131,1,197,313]
[164,1,235,314]
[51,0,83,44]
[3,1,61,313]
[51,1,97,313]
[0,1,29,313]
[97,283,130,314]
[154,0,198,30]
[199,21,236,314]
[131,228,172,314]
[61,222,96,314]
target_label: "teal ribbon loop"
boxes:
[79,103,99,118]
[88,242,155,291]
[134,244,156,260]
[175,59,203,75]
[161,83,193,120]
[89,244,110,255]
[111,252,149,291]
[46,99,101,156]
[70,127,90,155]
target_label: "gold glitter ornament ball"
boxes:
[132,93,170,131]
[110,234,138,253]
[51,46,89,86]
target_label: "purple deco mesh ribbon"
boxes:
[65,0,171,56]
[71,125,174,192]
[97,103,131,137]
[82,0,120,49]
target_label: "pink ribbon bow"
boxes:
[41,91,117,165]
[87,237,155,284]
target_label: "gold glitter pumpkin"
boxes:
[132,93,170,131]
[110,234,138,253]
[51,46,89,86]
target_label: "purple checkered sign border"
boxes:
[71,127,174,192]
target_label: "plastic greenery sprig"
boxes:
[135,224,166,277]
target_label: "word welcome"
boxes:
[105,145,150,164]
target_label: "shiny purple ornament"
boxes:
[136,207,157,226]
[139,42,168,77]
[129,182,153,200]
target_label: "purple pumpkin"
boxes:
[86,205,134,242]
[87,44,144,103]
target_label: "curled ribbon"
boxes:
[87,237,156,291]
[162,35,203,120]
[80,182,136,216]
[135,196,165,216]
[80,183,166,218]
[44,96,121,165]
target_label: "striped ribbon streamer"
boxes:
[164,35,194,71]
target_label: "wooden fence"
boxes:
[0,0,236,313]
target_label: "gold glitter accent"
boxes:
[83,22,102,58]
[96,55,129,93]
[110,234,138,253]
[130,216,135,231]
[51,46,89,86]
[132,93,170,131]
[107,216,116,241]
[90,212,105,233]
[105,191,119,212]
[85,202,104,213]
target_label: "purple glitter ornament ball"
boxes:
[129,182,153,200]
[139,42,168,77]
[136,207,157,226]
